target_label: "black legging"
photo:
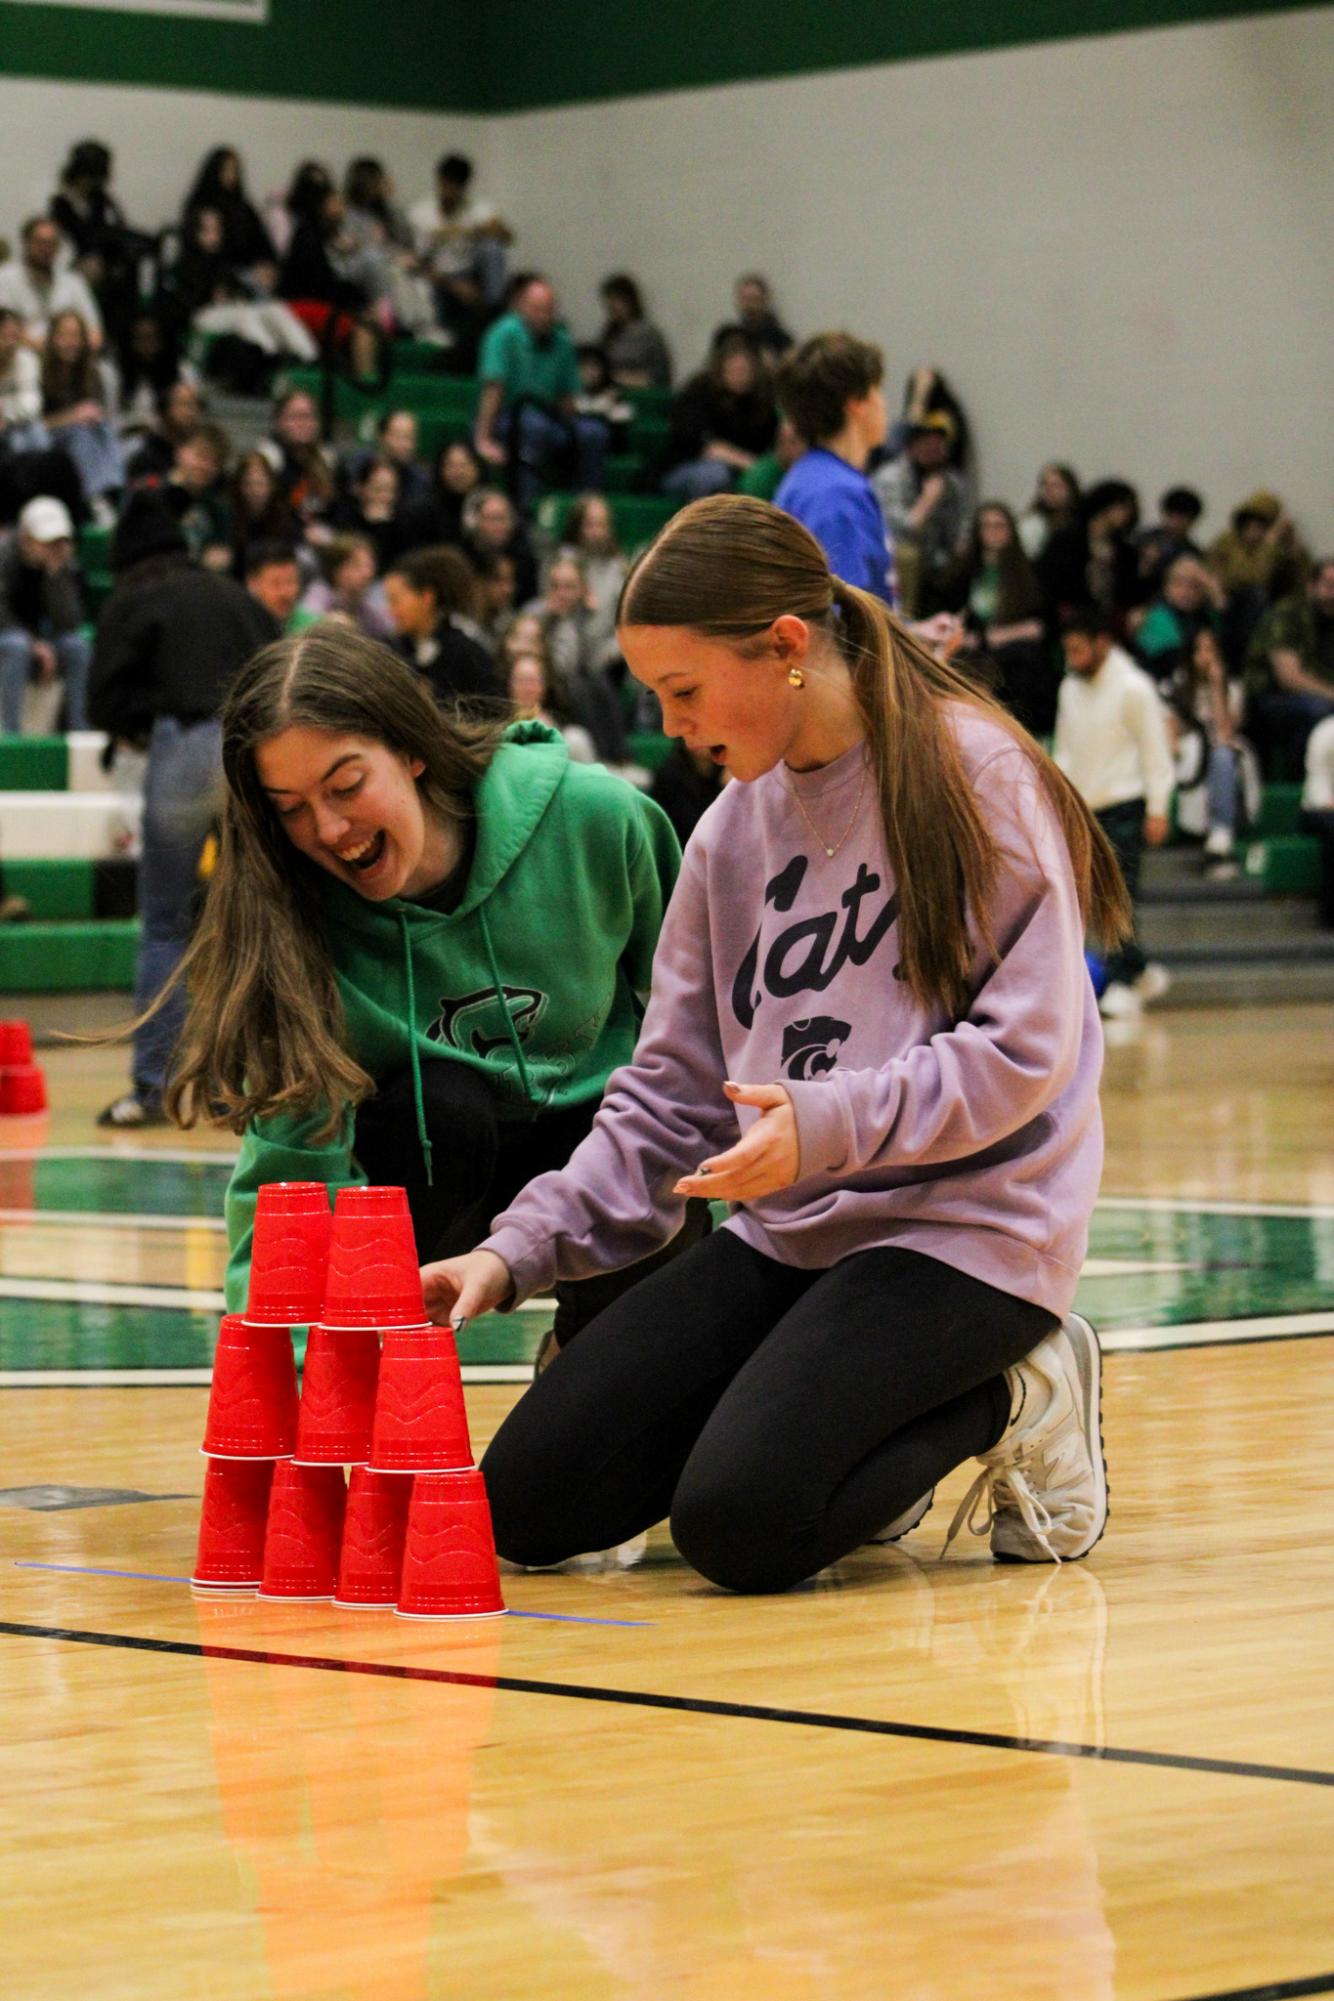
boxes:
[481,1230,1056,1594]
[353,1060,709,1346]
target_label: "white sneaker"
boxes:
[942,1313,1108,1564]
[1203,826,1235,859]
[1135,962,1172,1004]
[1098,981,1141,1020]
[865,1488,934,1546]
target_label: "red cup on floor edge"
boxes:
[192,1457,278,1589]
[0,1021,34,1065]
[334,1467,413,1608]
[396,1468,506,1621]
[0,1063,47,1116]
[259,1460,347,1601]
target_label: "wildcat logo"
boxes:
[781,1016,851,1080]
[429,986,547,1058]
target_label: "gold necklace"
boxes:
[786,761,868,859]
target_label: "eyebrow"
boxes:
[263,752,362,796]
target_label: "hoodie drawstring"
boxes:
[478,904,537,1118]
[396,910,434,1189]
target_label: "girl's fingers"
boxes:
[722,1080,789,1109]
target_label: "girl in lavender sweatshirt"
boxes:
[422,496,1131,1593]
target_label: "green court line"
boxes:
[3,1155,1334,1374]
[0,1301,540,1373]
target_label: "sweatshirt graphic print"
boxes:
[485,711,1105,1320]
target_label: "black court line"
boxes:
[1167,1975,1334,2001]
[3,1618,1333,1792]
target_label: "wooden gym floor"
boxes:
[2,1008,1332,2001]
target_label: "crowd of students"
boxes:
[2,136,1331,951]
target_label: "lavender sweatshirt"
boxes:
[483,709,1104,1319]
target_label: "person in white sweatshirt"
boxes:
[1054,610,1175,1018]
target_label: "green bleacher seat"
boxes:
[624,386,673,418]
[0,919,139,991]
[628,414,670,453]
[78,522,114,569]
[0,737,66,790]
[536,492,681,549]
[1245,836,1320,896]
[281,367,479,432]
[610,495,681,548]
[1,859,93,920]
[603,454,646,493]
[392,338,451,371]
[1255,783,1303,839]
[627,732,674,773]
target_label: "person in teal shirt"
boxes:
[162,622,704,1354]
[474,276,609,510]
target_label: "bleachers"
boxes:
[0,730,142,993]
[275,365,673,489]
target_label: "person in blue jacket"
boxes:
[774,333,895,608]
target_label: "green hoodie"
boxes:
[223,722,680,1311]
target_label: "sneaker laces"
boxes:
[942,1445,1061,1564]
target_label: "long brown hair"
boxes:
[40,309,100,411]
[619,495,1129,1017]
[166,627,504,1138]
[961,501,1045,625]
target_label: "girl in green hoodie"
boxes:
[165,624,693,1344]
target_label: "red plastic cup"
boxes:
[202,1314,299,1458]
[396,1468,506,1621]
[334,1467,413,1608]
[321,1185,426,1330]
[259,1460,347,1600]
[367,1323,473,1474]
[192,1456,277,1589]
[0,1063,47,1116]
[294,1324,381,1465]
[244,1181,333,1328]
[0,1021,34,1065]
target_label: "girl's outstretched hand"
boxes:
[673,1081,799,1204]
[420,1248,513,1327]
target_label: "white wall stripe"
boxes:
[0,1278,225,1311]
[0,1209,227,1233]
[1100,1312,1334,1351]
[1097,1195,1334,1221]
[0,1146,238,1165]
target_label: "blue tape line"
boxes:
[15,1560,193,1583]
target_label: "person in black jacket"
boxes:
[381,545,502,712]
[278,190,379,380]
[180,147,276,280]
[88,490,278,1126]
[662,331,777,501]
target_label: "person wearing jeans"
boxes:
[0,496,91,732]
[474,278,609,512]
[129,714,225,1105]
[88,490,277,1125]
[1053,612,1175,1019]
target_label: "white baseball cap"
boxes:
[18,496,75,543]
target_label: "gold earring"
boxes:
[788,666,805,688]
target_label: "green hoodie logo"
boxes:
[429,985,548,1059]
